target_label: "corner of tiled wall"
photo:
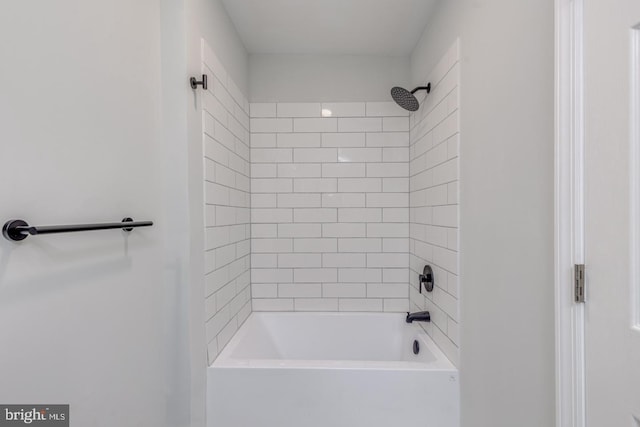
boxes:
[249,101,411,313]
[201,40,252,364]
[409,39,460,365]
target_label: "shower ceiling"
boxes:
[221,0,439,55]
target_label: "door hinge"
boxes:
[574,264,585,303]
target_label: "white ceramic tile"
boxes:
[293,238,337,253]
[365,102,408,117]
[337,178,382,193]
[367,223,409,238]
[277,193,321,208]
[294,148,337,163]
[322,253,367,268]
[250,118,293,133]
[367,132,410,147]
[367,283,408,298]
[293,178,337,193]
[294,298,339,311]
[366,162,408,177]
[367,193,409,208]
[383,298,410,312]
[293,269,338,283]
[382,267,409,282]
[338,118,382,132]
[252,283,277,298]
[322,133,366,147]
[251,254,278,269]
[383,147,410,162]
[383,208,410,223]
[322,163,366,178]
[338,208,382,223]
[252,239,293,253]
[252,268,292,283]
[293,208,337,223]
[278,223,322,238]
[252,178,293,193]
[277,103,321,118]
[251,148,292,163]
[277,164,321,178]
[322,283,366,298]
[338,238,382,253]
[382,178,409,192]
[367,253,408,268]
[321,102,366,117]
[338,299,383,312]
[293,118,337,133]
[322,193,365,208]
[338,268,382,283]
[322,223,366,238]
[278,253,322,268]
[251,133,276,148]
[277,133,321,148]
[338,148,382,163]
[252,299,294,311]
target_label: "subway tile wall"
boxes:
[202,41,252,364]
[409,40,460,365]
[250,101,411,312]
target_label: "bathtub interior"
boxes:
[213,312,455,369]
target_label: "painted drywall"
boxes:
[249,54,411,102]
[0,1,190,426]
[184,1,250,426]
[249,101,410,313]
[187,0,250,95]
[411,1,555,427]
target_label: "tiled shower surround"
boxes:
[202,41,252,363]
[249,102,411,312]
[409,40,460,364]
[203,40,460,364]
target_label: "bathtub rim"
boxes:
[211,312,458,372]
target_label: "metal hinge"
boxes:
[574,264,585,303]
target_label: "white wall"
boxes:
[249,102,410,313]
[183,1,249,425]
[0,1,249,426]
[249,55,411,103]
[410,1,555,426]
[0,1,190,426]
[409,41,460,366]
[187,0,249,95]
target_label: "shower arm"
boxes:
[411,83,431,94]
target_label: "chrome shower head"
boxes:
[390,83,431,112]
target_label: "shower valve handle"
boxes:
[419,265,434,293]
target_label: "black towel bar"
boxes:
[2,217,153,242]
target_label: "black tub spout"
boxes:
[406,311,431,323]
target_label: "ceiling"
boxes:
[221,0,439,56]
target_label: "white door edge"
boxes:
[555,0,586,427]
[630,25,640,333]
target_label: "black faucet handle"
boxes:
[419,265,434,293]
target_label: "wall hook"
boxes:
[190,74,208,90]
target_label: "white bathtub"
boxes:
[207,312,459,427]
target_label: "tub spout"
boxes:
[406,311,431,323]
